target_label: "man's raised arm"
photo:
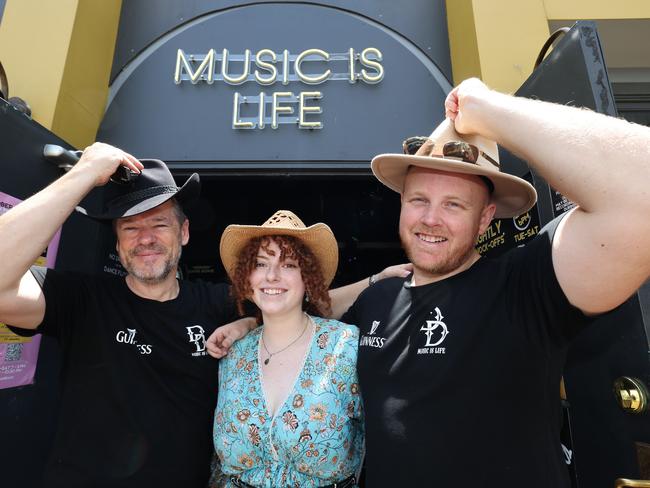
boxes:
[0,143,142,328]
[446,78,650,314]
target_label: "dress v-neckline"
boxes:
[257,316,316,420]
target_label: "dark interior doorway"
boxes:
[176,173,407,288]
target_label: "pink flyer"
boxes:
[0,190,60,389]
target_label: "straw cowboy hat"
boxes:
[371,118,537,218]
[76,159,200,220]
[220,210,339,287]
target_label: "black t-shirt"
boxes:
[342,220,590,488]
[12,268,236,488]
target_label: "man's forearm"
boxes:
[0,143,143,328]
[465,87,650,217]
[447,79,650,313]
[0,168,96,291]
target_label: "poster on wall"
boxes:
[0,191,61,389]
[550,186,577,218]
[475,173,542,258]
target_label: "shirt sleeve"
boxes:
[505,215,592,345]
[13,266,89,341]
[335,321,363,421]
[339,301,359,327]
[348,339,364,422]
[335,321,365,476]
[217,336,235,385]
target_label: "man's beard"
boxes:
[400,233,478,278]
[121,243,181,285]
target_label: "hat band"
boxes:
[108,185,178,208]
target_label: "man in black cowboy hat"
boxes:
[0,142,258,488]
[0,143,408,487]
[342,78,650,488]
[0,143,257,487]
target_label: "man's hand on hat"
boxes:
[445,78,493,137]
[206,317,258,359]
[73,142,144,187]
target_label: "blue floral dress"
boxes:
[213,317,363,487]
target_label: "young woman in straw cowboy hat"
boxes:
[212,210,362,488]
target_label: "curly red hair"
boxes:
[231,235,332,319]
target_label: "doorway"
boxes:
[177,173,406,289]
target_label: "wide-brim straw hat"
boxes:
[76,158,200,220]
[371,118,537,218]
[220,210,339,287]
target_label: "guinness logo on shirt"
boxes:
[360,320,386,348]
[369,320,380,335]
[115,328,153,355]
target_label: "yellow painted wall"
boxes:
[445,0,482,88]
[0,0,76,127]
[446,0,550,93]
[472,0,549,93]
[447,0,650,92]
[0,0,121,148]
[543,0,650,20]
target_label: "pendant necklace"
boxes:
[261,314,309,365]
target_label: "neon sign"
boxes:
[174,48,384,129]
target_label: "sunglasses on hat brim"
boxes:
[401,137,496,194]
[402,137,499,168]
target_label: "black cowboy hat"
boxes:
[76,159,200,221]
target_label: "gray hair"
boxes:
[169,198,187,226]
[112,198,187,232]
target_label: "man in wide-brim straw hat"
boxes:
[341,78,650,488]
